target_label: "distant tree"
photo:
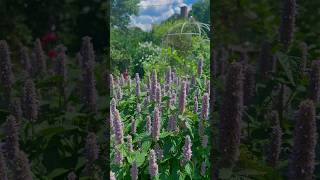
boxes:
[111,0,140,29]
[189,0,210,24]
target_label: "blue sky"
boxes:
[130,0,198,31]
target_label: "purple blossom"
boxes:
[54,45,67,78]
[0,40,13,97]
[110,98,117,115]
[136,103,141,114]
[186,81,190,95]
[206,81,210,95]
[170,92,177,107]
[151,70,157,101]
[85,132,99,177]
[146,115,151,134]
[115,147,123,165]
[198,119,205,138]
[171,68,176,82]
[135,73,140,82]
[182,135,192,165]
[80,36,95,70]
[34,38,47,75]
[144,96,150,107]
[11,150,33,180]
[197,58,204,76]
[155,84,162,104]
[266,111,282,167]
[179,81,187,114]
[176,76,180,86]
[130,161,138,180]
[117,86,123,100]
[9,98,23,124]
[149,149,158,177]
[155,143,163,160]
[22,79,38,122]
[191,76,196,86]
[279,0,296,51]
[82,66,97,113]
[289,100,316,179]
[194,96,198,113]
[109,114,114,135]
[152,107,161,141]
[4,115,20,160]
[110,171,116,180]
[167,115,177,132]
[201,135,208,148]
[13,151,33,180]
[113,110,124,145]
[127,135,133,152]
[201,93,209,120]
[219,62,243,168]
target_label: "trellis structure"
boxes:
[162,17,210,53]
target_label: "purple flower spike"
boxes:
[201,93,209,120]
[113,109,124,145]
[179,81,187,114]
[182,135,192,165]
[130,161,138,180]
[149,149,158,177]
[152,107,161,141]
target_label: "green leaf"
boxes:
[47,168,69,178]
[134,152,146,167]
[159,131,173,138]
[276,52,295,86]
[185,162,192,176]
[141,141,151,151]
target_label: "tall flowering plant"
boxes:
[110,59,210,179]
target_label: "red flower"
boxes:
[48,49,57,58]
[41,32,58,47]
[123,69,129,80]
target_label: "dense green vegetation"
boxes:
[0,1,108,179]
[211,0,320,179]
[110,1,211,179]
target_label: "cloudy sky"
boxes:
[130,0,198,31]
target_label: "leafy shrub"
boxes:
[110,59,210,179]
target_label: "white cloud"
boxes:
[130,0,193,31]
